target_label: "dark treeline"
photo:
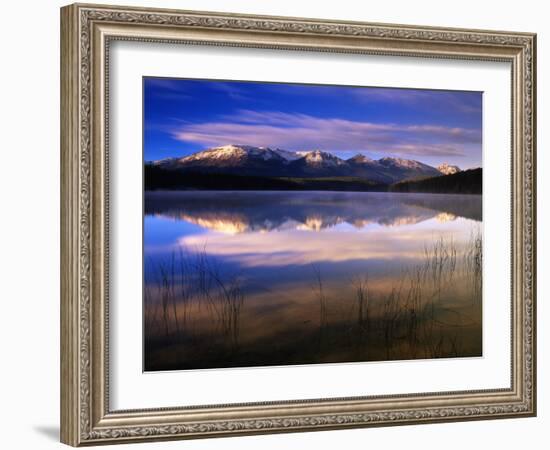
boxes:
[145,165,386,191]
[389,168,482,195]
[145,165,482,195]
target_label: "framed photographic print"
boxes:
[60,3,537,446]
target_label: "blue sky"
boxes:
[144,77,482,168]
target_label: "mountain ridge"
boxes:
[150,144,459,183]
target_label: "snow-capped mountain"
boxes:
[273,148,303,161]
[157,144,291,176]
[283,150,348,177]
[180,145,286,164]
[437,163,461,175]
[377,156,441,181]
[153,145,449,183]
[379,156,429,170]
[347,154,374,164]
[303,150,346,167]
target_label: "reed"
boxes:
[346,230,480,360]
[353,275,370,333]
[311,264,329,351]
[144,227,482,368]
[144,246,246,355]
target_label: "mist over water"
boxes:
[144,191,482,371]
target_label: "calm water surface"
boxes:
[144,191,482,371]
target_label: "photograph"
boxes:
[143,78,483,371]
[57,2,536,446]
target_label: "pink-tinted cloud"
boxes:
[176,218,470,267]
[171,110,479,158]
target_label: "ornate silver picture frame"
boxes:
[61,3,536,446]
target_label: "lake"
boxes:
[144,191,482,371]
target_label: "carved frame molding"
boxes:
[61,3,536,446]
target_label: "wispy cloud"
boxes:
[210,82,253,101]
[177,221,462,267]
[352,88,482,115]
[171,110,480,158]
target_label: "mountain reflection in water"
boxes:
[145,191,481,233]
[144,191,482,371]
